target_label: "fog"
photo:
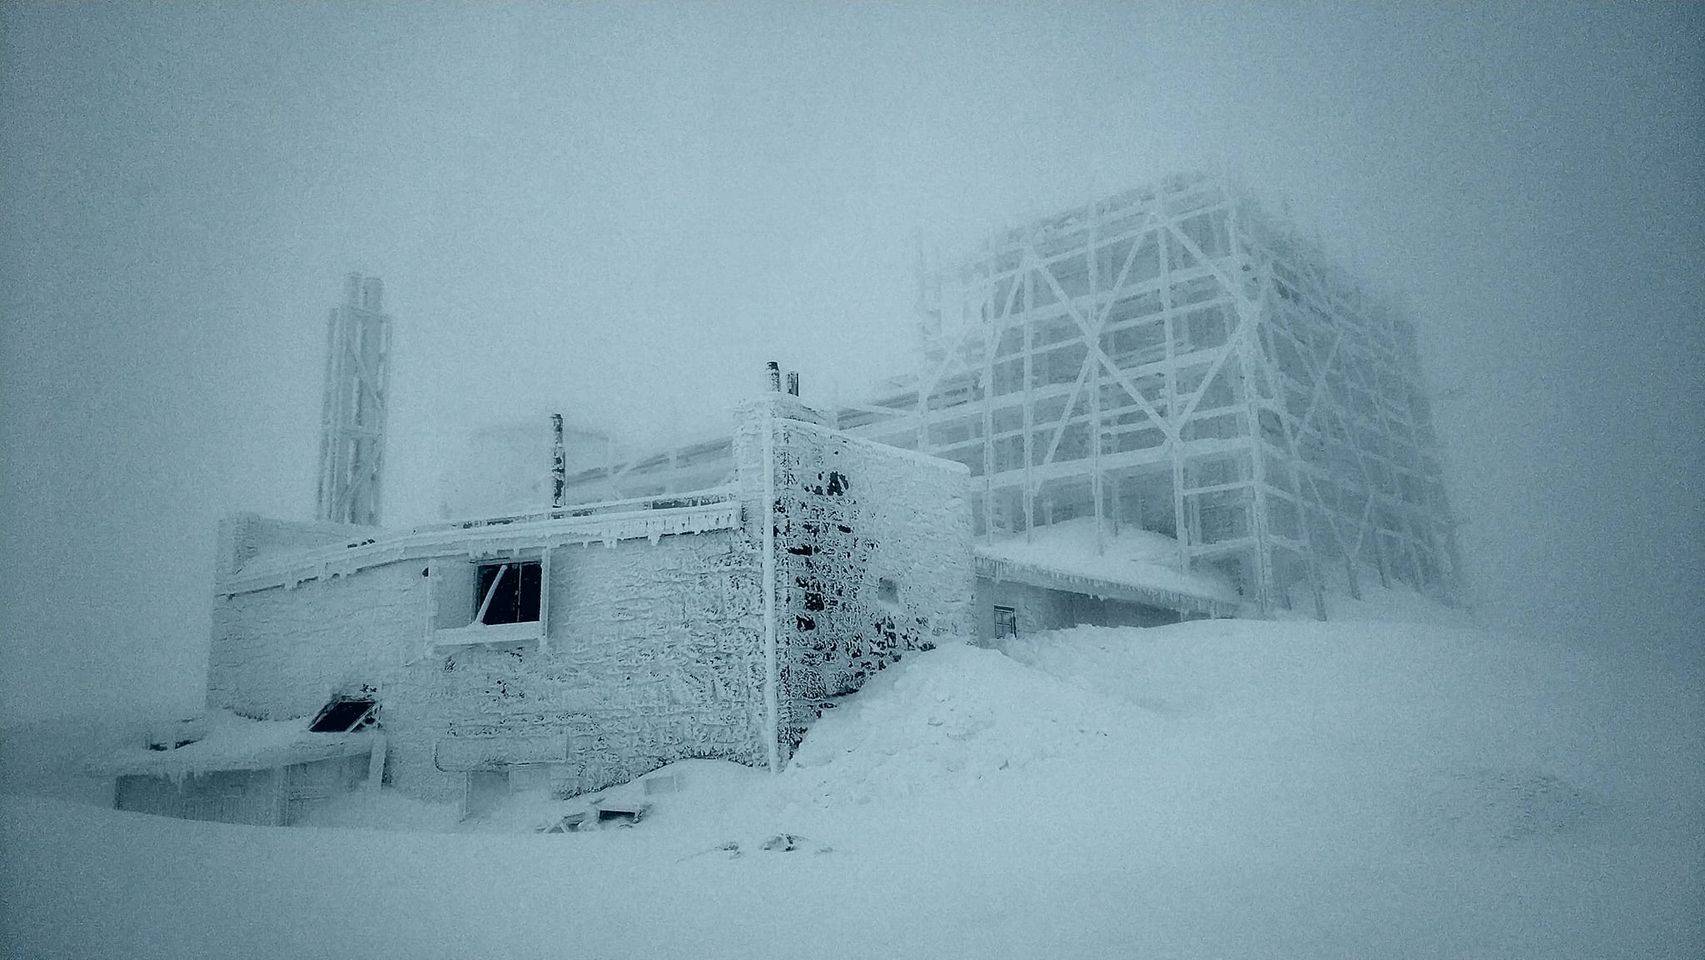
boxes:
[2,3,1700,722]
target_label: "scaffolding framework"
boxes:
[553,173,1465,614]
[316,273,391,527]
[831,173,1463,613]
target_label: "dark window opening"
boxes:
[310,697,377,733]
[475,561,542,625]
[994,605,1018,638]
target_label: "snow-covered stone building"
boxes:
[95,395,977,817]
[93,171,1457,824]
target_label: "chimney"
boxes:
[785,371,800,397]
[766,361,781,392]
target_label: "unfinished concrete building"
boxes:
[867,172,1464,612]
[562,173,1463,615]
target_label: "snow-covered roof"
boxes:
[222,487,742,597]
[974,519,1244,618]
[86,712,379,779]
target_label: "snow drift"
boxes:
[4,619,1700,959]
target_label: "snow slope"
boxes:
[4,621,1700,959]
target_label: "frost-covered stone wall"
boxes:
[206,397,974,805]
[760,415,974,758]
[209,558,452,800]
[435,534,766,798]
[974,579,1073,640]
[209,524,763,802]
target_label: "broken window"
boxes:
[994,605,1018,638]
[309,696,377,733]
[473,561,542,625]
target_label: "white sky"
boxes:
[2,2,1700,721]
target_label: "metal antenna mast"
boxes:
[316,273,391,526]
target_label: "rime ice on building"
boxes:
[93,374,974,818]
[316,273,391,527]
[862,172,1464,613]
[549,176,1466,620]
[565,173,1464,616]
[91,175,1465,824]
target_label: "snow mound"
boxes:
[783,641,1137,798]
[5,620,1701,960]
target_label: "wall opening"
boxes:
[308,696,377,733]
[474,561,542,625]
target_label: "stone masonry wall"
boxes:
[209,397,972,804]
[209,559,454,800]
[764,417,974,758]
[436,533,766,798]
[209,525,763,802]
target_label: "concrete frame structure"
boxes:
[316,273,391,526]
[830,172,1463,613]
[563,173,1464,614]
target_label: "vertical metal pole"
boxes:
[1089,192,1105,555]
[550,413,566,510]
[1021,238,1036,540]
[761,410,779,772]
[1162,192,1189,574]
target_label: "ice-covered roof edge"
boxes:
[221,487,741,597]
[973,552,1245,619]
[87,727,380,779]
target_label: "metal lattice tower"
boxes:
[315,273,391,527]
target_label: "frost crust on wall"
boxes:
[765,417,974,757]
[209,517,765,803]
[436,533,767,798]
[207,400,971,805]
[208,559,454,798]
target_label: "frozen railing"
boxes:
[427,486,738,532]
[220,486,742,597]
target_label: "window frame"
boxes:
[472,560,543,626]
[429,548,552,651]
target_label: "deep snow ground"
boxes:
[4,620,1700,959]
